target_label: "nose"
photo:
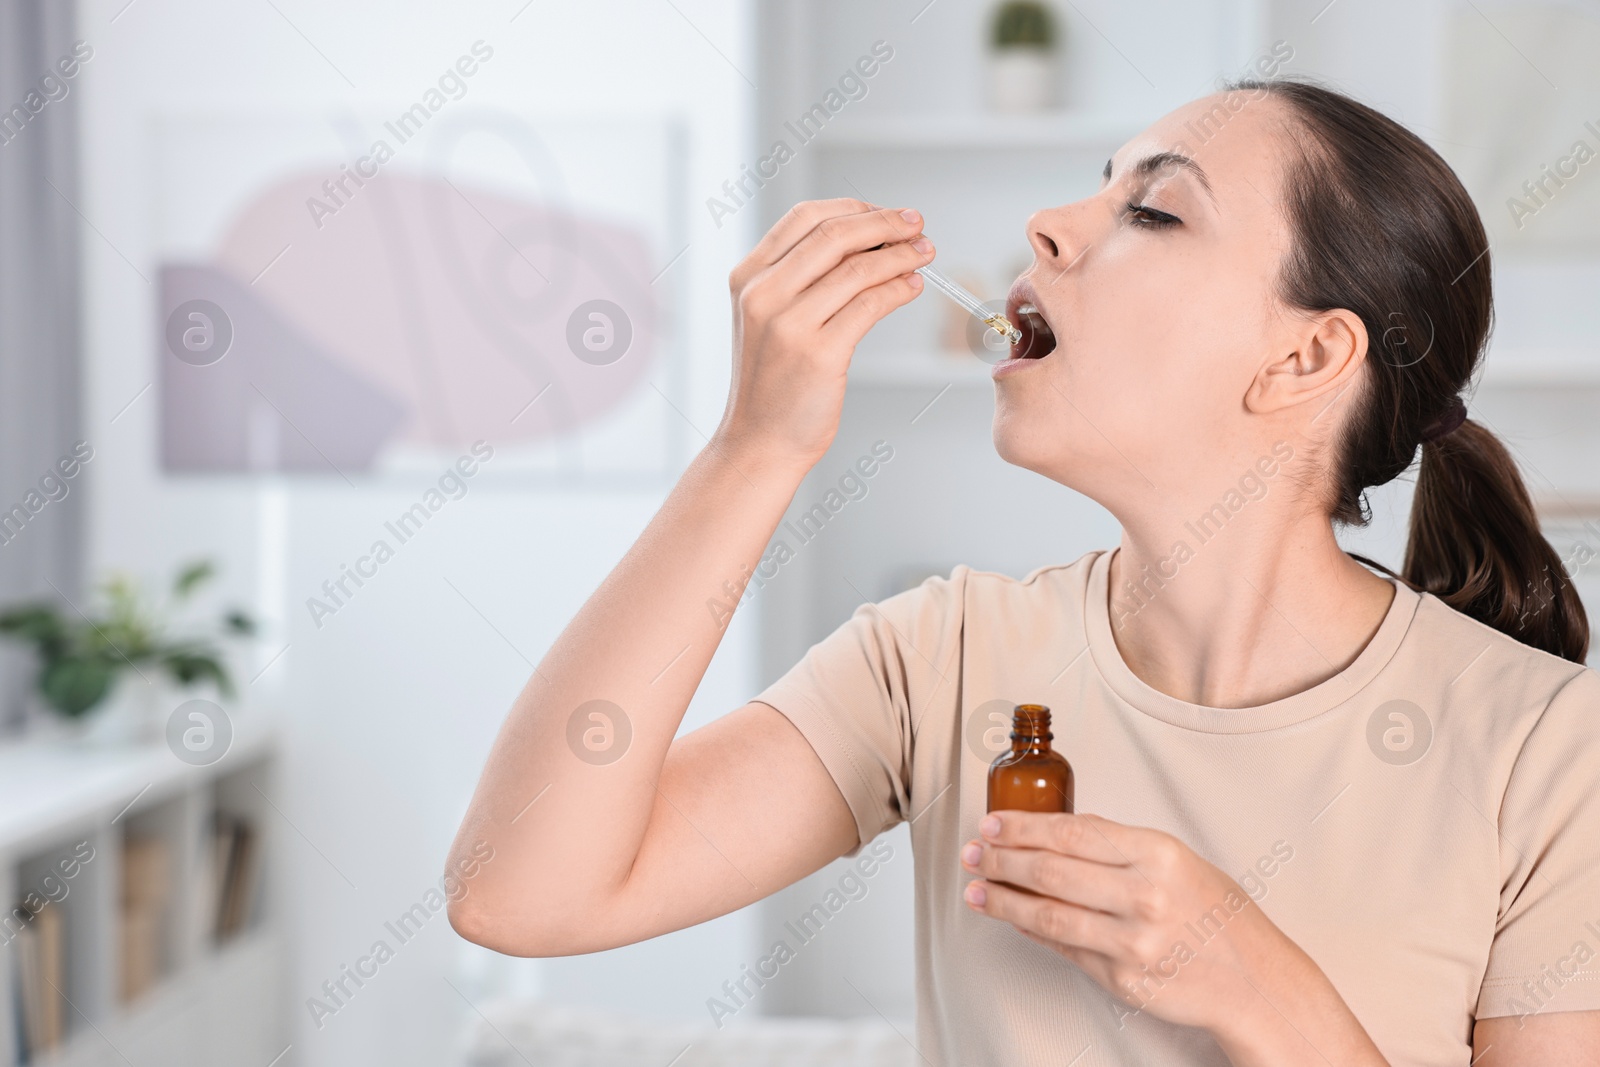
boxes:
[1025,201,1092,275]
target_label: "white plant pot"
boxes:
[94,674,172,745]
[987,48,1058,113]
[31,673,172,748]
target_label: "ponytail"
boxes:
[1404,420,1588,661]
[1229,76,1591,664]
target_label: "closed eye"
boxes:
[1126,202,1181,228]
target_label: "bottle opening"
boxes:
[1010,703,1052,745]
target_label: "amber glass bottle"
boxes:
[987,704,1074,814]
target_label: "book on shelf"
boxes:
[10,899,65,1059]
[120,834,171,1003]
[210,812,261,942]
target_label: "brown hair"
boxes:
[1228,76,1589,662]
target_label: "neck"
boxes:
[1106,506,1395,708]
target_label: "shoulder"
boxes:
[822,552,1105,694]
[1410,590,1592,709]
[942,549,1105,605]
[862,550,1107,645]
[1406,591,1597,764]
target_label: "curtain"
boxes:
[0,0,85,731]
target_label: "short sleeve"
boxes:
[750,567,965,858]
[1476,666,1600,1018]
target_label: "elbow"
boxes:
[447,883,551,957]
[447,894,517,954]
[443,837,619,956]
[443,836,542,956]
[445,858,580,958]
[448,895,585,959]
[447,876,626,958]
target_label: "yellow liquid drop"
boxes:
[983,314,1023,345]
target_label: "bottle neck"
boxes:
[1010,704,1053,754]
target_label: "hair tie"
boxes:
[1421,396,1468,443]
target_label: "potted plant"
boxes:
[0,560,256,744]
[987,0,1060,113]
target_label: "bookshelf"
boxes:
[0,715,283,1066]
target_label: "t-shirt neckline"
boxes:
[1083,547,1421,733]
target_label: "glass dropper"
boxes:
[916,265,1022,346]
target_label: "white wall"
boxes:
[76,1,761,1063]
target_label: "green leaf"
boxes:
[40,657,117,718]
[161,650,235,699]
[102,573,139,618]
[173,560,216,600]
[0,604,68,644]
[224,610,257,636]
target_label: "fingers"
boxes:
[981,810,1147,868]
[961,840,1132,916]
[799,237,931,320]
[728,198,929,357]
[821,270,925,347]
[769,206,925,298]
[739,198,898,281]
[967,877,1124,957]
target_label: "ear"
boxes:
[1245,309,1368,415]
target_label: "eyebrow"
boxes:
[1103,152,1215,202]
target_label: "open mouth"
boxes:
[1007,301,1057,361]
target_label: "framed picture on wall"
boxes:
[153,107,689,486]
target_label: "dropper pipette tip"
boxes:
[983,314,1023,346]
[915,265,1022,346]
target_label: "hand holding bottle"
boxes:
[958,811,1384,1060]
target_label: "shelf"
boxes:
[0,712,277,855]
[1477,348,1600,387]
[848,350,997,388]
[0,714,282,1067]
[815,111,1146,152]
[26,927,280,1067]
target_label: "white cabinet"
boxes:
[0,719,285,1066]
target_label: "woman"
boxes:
[446,79,1600,1065]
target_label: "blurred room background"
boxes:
[0,0,1595,1063]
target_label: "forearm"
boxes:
[447,433,808,949]
[448,197,931,952]
[1213,939,1388,1066]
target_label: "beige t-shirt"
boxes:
[752,547,1600,1066]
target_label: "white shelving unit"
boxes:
[847,349,995,387]
[820,111,1148,151]
[1478,347,1600,388]
[0,714,284,1067]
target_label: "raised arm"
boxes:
[445,199,934,956]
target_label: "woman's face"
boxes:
[994,91,1317,521]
